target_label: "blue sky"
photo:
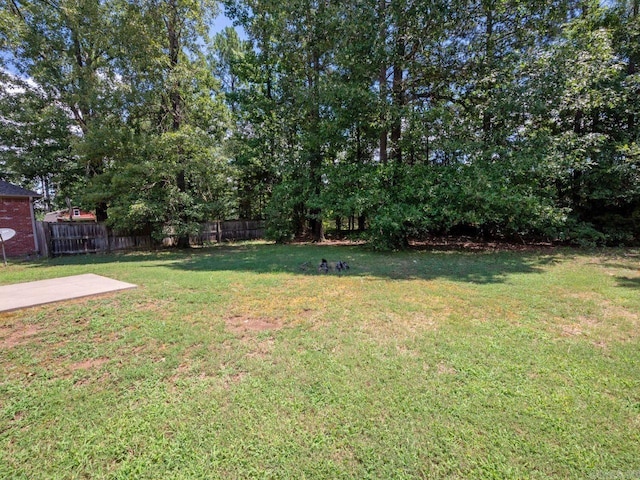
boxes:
[211,11,234,34]
[210,10,247,40]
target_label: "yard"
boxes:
[1,242,639,479]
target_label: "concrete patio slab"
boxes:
[0,274,137,313]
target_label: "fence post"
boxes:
[34,222,49,258]
[100,223,110,253]
[44,222,53,258]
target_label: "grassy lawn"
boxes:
[1,242,639,479]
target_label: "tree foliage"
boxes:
[1,0,638,248]
[224,0,639,248]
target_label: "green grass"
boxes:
[1,242,639,479]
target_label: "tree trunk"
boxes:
[390,35,404,163]
[358,214,366,231]
[96,203,108,222]
[378,0,388,164]
[294,202,306,237]
[166,0,189,248]
[482,2,494,144]
[572,109,584,212]
[309,215,324,242]
[628,2,638,134]
[42,175,52,212]
[308,29,324,243]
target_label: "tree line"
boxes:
[1,0,639,248]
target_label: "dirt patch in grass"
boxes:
[601,301,640,322]
[167,362,204,390]
[225,315,283,334]
[69,357,110,371]
[292,238,367,247]
[551,288,640,342]
[222,371,247,390]
[556,314,639,343]
[559,323,585,337]
[437,362,457,375]
[245,337,276,360]
[408,236,556,252]
[357,309,445,343]
[0,323,41,348]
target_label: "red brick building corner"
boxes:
[0,180,42,257]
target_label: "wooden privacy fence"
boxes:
[36,220,265,257]
[190,220,265,245]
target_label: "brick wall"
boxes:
[0,197,37,257]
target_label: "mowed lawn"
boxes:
[1,243,639,479]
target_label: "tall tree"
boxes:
[0,74,79,209]
[210,26,276,219]
[3,0,120,217]
[89,0,230,241]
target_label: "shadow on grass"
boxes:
[27,250,184,266]
[616,276,640,289]
[599,262,640,271]
[148,242,562,285]
[21,242,568,284]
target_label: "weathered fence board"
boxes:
[37,220,264,256]
[219,220,265,241]
[34,221,49,258]
[48,223,109,255]
[191,221,221,245]
[109,234,152,251]
[190,220,265,245]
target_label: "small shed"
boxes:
[43,208,97,223]
[0,180,41,257]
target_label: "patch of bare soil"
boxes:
[554,298,640,344]
[408,236,556,252]
[225,315,283,334]
[222,372,247,390]
[437,362,457,375]
[245,337,276,360]
[0,323,40,348]
[292,232,366,245]
[69,357,109,371]
[559,323,585,337]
